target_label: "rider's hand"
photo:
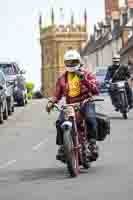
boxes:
[128,77,133,88]
[46,101,54,113]
[75,71,85,80]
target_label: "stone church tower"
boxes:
[39,9,88,97]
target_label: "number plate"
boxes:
[64,106,75,117]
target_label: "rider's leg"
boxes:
[125,82,133,109]
[80,102,97,141]
[56,111,65,159]
[80,102,99,161]
[109,89,119,111]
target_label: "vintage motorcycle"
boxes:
[107,80,129,119]
[52,98,104,177]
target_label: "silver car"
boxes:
[0,62,27,106]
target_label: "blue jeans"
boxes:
[56,102,97,145]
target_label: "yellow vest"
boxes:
[67,72,80,97]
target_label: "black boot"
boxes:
[88,139,99,162]
[56,146,65,161]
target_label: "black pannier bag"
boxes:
[96,112,110,141]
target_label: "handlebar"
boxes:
[90,98,104,102]
[51,97,104,112]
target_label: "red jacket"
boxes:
[51,67,99,104]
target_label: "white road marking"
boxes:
[32,139,48,151]
[0,160,16,169]
[0,140,48,169]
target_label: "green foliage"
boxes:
[25,82,34,91]
[25,82,34,100]
[27,92,33,100]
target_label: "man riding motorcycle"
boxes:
[46,49,99,161]
[105,54,133,110]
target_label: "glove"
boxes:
[130,75,133,81]
[75,71,85,80]
[46,101,54,113]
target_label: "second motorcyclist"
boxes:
[105,54,133,110]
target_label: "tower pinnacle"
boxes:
[84,9,87,25]
[71,10,74,25]
[84,8,87,31]
[39,13,42,28]
[51,8,55,25]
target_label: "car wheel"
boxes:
[22,97,25,106]
[3,101,8,120]
[12,105,15,112]
[0,105,4,124]
[8,100,12,116]
[18,98,25,107]
[11,96,15,113]
[25,97,28,104]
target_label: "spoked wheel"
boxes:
[63,130,79,177]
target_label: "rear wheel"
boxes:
[3,102,8,120]
[63,130,79,177]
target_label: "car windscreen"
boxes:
[0,64,16,75]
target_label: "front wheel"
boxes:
[63,130,79,177]
[122,112,128,119]
[18,97,25,106]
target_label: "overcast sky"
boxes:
[0,0,104,89]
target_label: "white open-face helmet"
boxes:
[64,50,81,72]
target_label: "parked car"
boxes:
[0,62,27,106]
[6,80,14,115]
[95,66,108,94]
[0,71,8,123]
[33,90,43,99]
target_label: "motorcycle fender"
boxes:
[61,121,72,131]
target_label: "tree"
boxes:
[25,82,34,99]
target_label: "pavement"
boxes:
[0,97,132,200]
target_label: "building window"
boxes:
[129,8,133,18]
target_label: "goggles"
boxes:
[64,59,80,67]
